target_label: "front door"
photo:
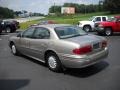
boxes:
[29,27,50,61]
[19,27,35,55]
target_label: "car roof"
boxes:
[32,24,72,29]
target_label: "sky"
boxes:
[0,0,99,14]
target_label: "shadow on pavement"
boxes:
[64,61,109,78]
[0,79,30,90]
[21,55,47,67]
[0,33,9,35]
[20,55,109,78]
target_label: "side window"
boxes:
[102,17,107,21]
[22,27,35,38]
[95,17,101,22]
[33,27,50,39]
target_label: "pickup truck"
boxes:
[78,16,108,32]
[95,16,120,36]
[0,19,20,34]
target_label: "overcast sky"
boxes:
[0,0,99,14]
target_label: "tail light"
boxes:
[73,45,92,55]
[102,40,107,48]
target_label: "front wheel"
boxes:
[104,28,112,36]
[11,44,19,55]
[46,52,62,72]
[83,25,91,32]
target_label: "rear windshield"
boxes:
[55,26,87,39]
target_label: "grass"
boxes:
[20,12,120,30]
[20,19,41,30]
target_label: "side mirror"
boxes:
[17,32,22,37]
[93,19,96,22]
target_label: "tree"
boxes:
[103,0,120,13]
[0,7,14,18]
[49,6,61,13]
[49,3,104,14]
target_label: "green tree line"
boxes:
[0,7,14,18]
[49,0,120,14]
[49,3,103,14]
[103,0,120,13]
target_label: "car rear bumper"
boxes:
[59,47,108,68]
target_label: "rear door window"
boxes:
[102,17,107,21]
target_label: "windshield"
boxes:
[107,17,117,22]
[55,26,87,39]
[89,16,95,21]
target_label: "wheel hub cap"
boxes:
[48,56,57,69]
[12,45,16,54]
[85,27,90,32]
[6,28,10,33]
[106,30,111,35]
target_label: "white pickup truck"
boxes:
[78,16,108,32]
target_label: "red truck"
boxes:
[95,16,120,36]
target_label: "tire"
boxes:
[104,28,113,36]
[11,44,19,55]
[6,27,11,33]
[83,25,91,32]
[46,52,62,72]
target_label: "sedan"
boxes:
[9,24,108,72]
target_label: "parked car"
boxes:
[95,16,120,36]
[0,19,20,33]
[31,20,57,26]
[9,24,108,72]
[78,16,108,32]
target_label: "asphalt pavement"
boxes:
[0,31,120,90]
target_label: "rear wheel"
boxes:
[46,52,63,72]
[6,27,11,33]
[104,28,112,36]
[83,25,91,32]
